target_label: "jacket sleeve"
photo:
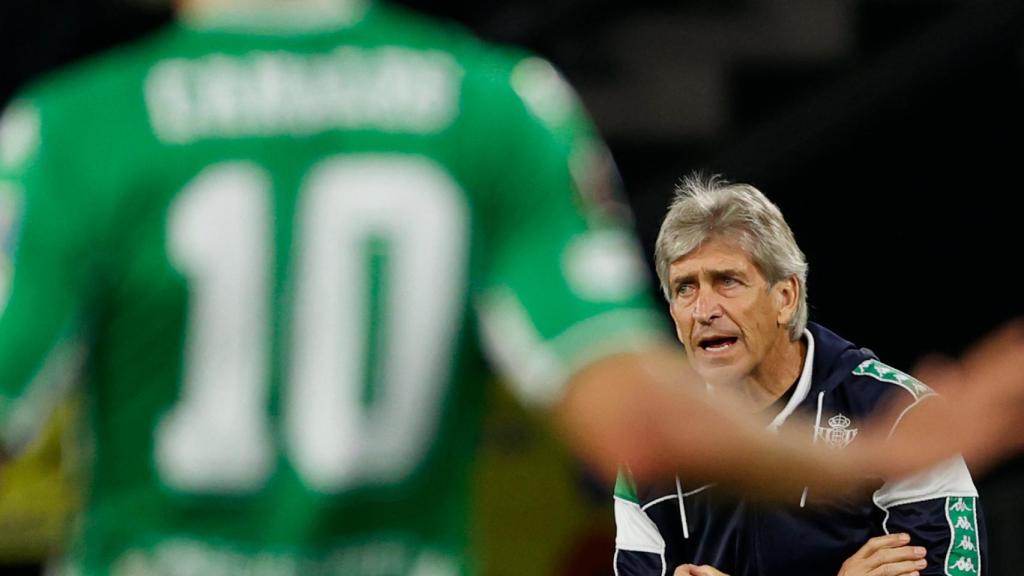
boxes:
[614,470,668,576]
[854,359,986,575]
[874,453,986,575]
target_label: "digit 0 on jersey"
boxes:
[0,3,665,575]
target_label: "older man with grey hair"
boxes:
[615,174,986,576]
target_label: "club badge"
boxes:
[814,413,858,449]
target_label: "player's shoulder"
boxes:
[3,26,180,170]
[15,26,176,117]
[0,27,180,201]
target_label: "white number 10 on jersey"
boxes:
[156,155,467,494]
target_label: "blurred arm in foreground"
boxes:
[863,319,1024,479]
[557,317,1024,499]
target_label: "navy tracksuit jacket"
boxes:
[614,323,986,576]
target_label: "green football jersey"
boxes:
[0,2,666,574]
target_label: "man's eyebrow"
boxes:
[670,268,749,291]
[671,274,696,290]
[709,268,746,280]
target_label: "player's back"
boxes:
[0,1,663,574]
[1,4,561,575]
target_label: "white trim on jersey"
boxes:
[477,287,665,407]
[0,337,81,455]
[477,288,566,406]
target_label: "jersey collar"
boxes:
[180,0,371,33]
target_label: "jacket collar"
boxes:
[768,327,816,430]
[767,322,869,428]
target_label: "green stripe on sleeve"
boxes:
[945,496,980,576]
[852,359,935,400]
[614,468,639,503]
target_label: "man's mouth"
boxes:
[697,336,739,352]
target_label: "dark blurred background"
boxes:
[1,0,1022,574]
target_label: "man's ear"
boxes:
[773,276,799,328]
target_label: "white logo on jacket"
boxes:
[814,413,858,449]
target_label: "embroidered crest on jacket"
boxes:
[814,413,858,448]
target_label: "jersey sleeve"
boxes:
[0,97,89,455]
[470,54,669,407]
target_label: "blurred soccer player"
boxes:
[0,0,1023,575]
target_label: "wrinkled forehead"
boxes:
[667,235,760,279]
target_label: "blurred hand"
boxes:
[916,318,1024,471]
[851,315,1024,477]
[674,564,730,576]
[870,319,1024,478]
[837,533,927,576]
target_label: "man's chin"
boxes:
[695,363,749,388]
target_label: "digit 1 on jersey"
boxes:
[156,156,468,495]
[157,163,274,493]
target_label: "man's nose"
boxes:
[692,290,722,325]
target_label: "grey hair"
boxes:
[654,173,809,340]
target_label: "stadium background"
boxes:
[1,0,1022,574]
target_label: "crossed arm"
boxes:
[673,534,930,576]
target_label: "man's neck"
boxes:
[736,334,807,413]
[178,0,367,28]
[179,0,358,10]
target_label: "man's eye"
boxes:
[676,284,694,296]
[721,277,738,287]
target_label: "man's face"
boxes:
[667,236,797,385]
